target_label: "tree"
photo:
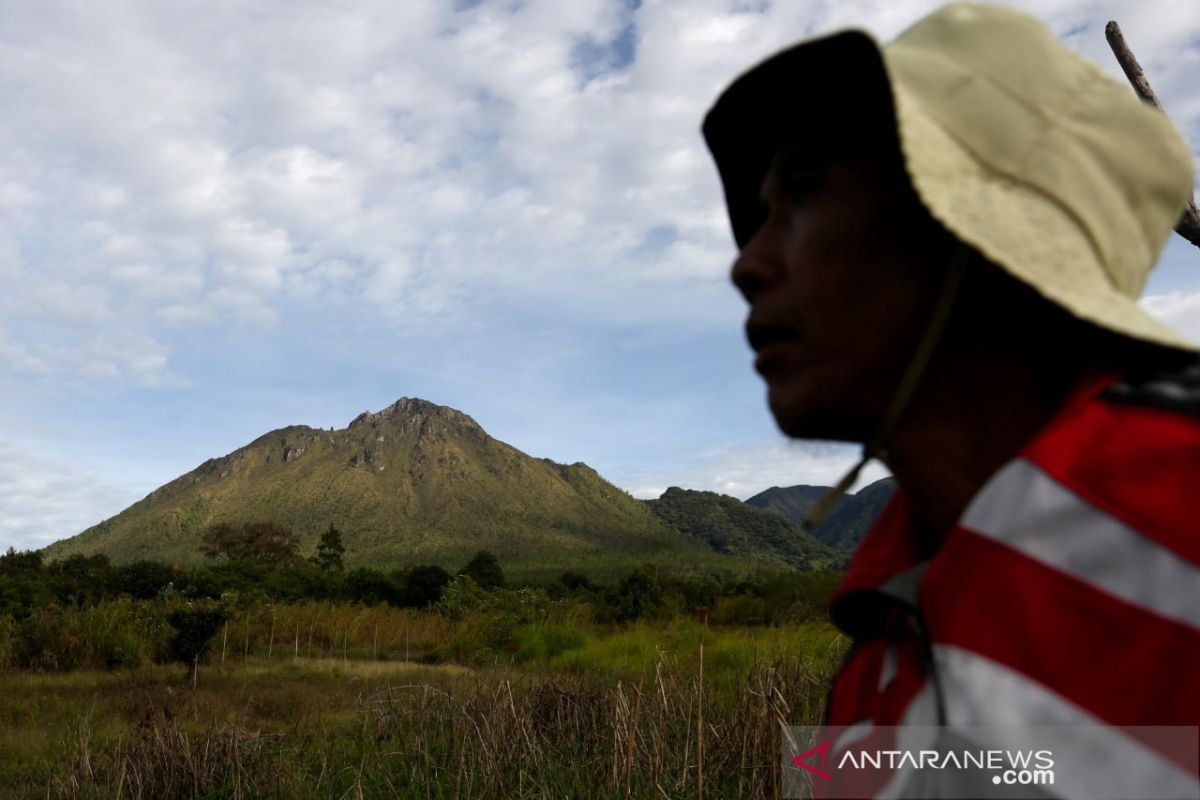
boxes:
[0,548,50,618]
[558,571,593,592]
[167,605,229,688]
[458,550,505,591]
[200,521,299,566]
[0,547,43,576]
[343,568,398,606]
[402,565,452,607]
[311,524,345,572]
[607,567,664,622]
[46,554,112,606]
[113,559,176,599]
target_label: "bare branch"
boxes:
[1105,21,1200,250]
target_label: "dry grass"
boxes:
[0,607,847,798]
[1,629,843,800]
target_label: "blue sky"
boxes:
[2,0,1199,551]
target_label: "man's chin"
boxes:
[767,390,865,442]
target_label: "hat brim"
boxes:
[703,30,1199,353]
[702,30,892,251]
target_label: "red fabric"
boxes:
[833,490,925,599]
[1024,399,1200,566]
[825,612,929,727]
[822,371,1200,770]
[927,530,1200,726]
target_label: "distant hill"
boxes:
[744,478,896,551]
[44,399,793,579]
[644,487,845,571]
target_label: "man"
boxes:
[704,4,1199,797]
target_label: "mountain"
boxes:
[741,485,836,526]
[46,399,755,579]
[744,478,896,551]
[644,487,845,571]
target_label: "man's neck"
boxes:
[880,352,1117,541]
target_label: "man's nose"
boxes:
[730,227,783,303]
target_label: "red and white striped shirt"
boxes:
[820,364,1200,798]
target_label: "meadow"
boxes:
[0,606,844,799]
[0,550,847,798]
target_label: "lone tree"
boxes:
[312,523,345,572]
[402,565,452,607]
[167,605,229,688]
[458,550,505,591]
[200,521,299,566]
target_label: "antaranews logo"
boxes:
[782,725,1200,800]
[791,741,833,781]
[791,739,1053,784]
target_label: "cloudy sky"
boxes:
[3,0,1198,551]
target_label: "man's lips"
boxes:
[745,321,801,353]
[746,322,802,376]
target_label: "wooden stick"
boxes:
[1105,21,1200,249]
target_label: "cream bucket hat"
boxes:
[703,2,1198,352]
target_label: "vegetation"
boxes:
[745,478,896,551]
[646,487,846,570]
[44,400,744,577]
[43,399,863,580]
[0,622,843,799]
[311,523,345,572]
[165,604,229,687]
[458,549,506,590]
[200,521,300,565]
[6,512,852,797]
[0,549,846,798]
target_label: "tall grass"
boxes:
[35,649,838,799]
[0,596,849,798]
[0,600,456,673]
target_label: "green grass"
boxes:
[0,616,847,799]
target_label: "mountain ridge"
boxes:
[744,478,896,551]
[46,398,819,578]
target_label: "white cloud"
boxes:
[0,442,140,551]
[2,0,1197,385]
[1,0,1198,546]
[1142,289,1200,343]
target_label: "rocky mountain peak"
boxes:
[347,398,486,438]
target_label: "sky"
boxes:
[2,0,1199,551]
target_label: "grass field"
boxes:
[0,615,846,799]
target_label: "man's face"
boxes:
[731,143,951,441]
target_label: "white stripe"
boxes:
[833,718,875,753]
[934,645,1199,800]
[878,644,899,692]
[960,459,1200,632]
[871,649,1200,799]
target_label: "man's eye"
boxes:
[781,169,823,200]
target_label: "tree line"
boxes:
[5,519,843,627]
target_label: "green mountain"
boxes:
[644,487,845,571]
[44,399,778,579]
[744,478,896,551]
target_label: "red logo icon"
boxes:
[792,741,833,780]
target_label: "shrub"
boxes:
[167,605,230,687]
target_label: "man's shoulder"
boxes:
[1100,356,1200,415]
[1020,356,1200,565]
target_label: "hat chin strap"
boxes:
[801,244,971,534]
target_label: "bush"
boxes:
[14,601,163,671]
[167,605,230,687]
[113,560,176,600]
[400,565,452,608]
[436,576,490,620]
[458,551,505,590]
[512,623,586,663]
